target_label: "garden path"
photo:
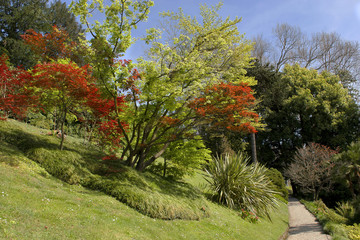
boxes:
[287,197,332,240]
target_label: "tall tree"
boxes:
[30,60,111,150]
[248,62,359,169]
[0,54,34,119]
[0,0,84,68]
[71,1,258,171]
[120,3,257,171]
[252,24,360,101]
[0,0,48,68]
[272,23,303,71]
[46,0,84,40]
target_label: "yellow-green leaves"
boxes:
[139,2,254,105]
[71,0,153,55]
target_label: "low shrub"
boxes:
[240,208,259,223]
[336,201,356,224]
[344,224,360,240]
[84,168,210,220]
[301,199,349,239]
[27,148,91,185]
[147,162,186,180]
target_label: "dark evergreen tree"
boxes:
[46,0,84,40]
[0,0,83,68]
[0,0,48,68]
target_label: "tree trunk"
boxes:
[163,158,167,177]
[250,132,257,163]
[136,143,170,172]
[59,120,65,150]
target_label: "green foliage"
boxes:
[27,148,91,185]
[265,168,288,202]
[334,140,360,197]
[85,168,210,220]
[301,199,349,239]
[149,137,211,179]
[247,62,360,169]
[0,0,48,68]
[336,202,356,223]
[26,111,53,129]
[147,161,185,180]
[344,224,360,240]
[0,0,84,68]
[47,0,84,40]
[205,153,279,218]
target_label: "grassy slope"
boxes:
[0,120,288,240]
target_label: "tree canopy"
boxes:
[248,62,359,168]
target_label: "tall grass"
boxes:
[205,153,279,218]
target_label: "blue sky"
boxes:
[63,0,360,60]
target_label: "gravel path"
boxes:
[287,197,332,240]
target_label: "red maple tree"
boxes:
[21,26,76,62]
[0,54,35,120]
[190,82,259,133]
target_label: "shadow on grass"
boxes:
[0,129,60,152]
[142,173,204,200]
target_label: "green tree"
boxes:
[248,62,359,169]
[0,0,48,68]
[46,0,84,40]
[246,61,290,168]
[71,2,257,171]
[0,0,84,68]
[150,136,211,179]
[124,3,256,171]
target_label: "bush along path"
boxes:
[287,197,331,240]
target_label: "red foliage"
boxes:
[116,59,141,102]
[86,87,126,119]
[31,61,127,120]
[101,154,118,161]
[0,55,35,120]
[21,26,76,62]
[160,116,180,126]
[190,82,259,133]
[31,62,93,101]
[97,120,127,149]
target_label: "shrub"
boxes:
[205,153,279,218]
[84,167,210,220]
[334,141,360,198]
[285,142,337,200]
[301,199,349,239]
[265,168,288,201]
[147,161,186,180]
[336,201,356,223]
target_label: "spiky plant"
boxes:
[205,153,279,218]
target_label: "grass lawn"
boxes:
[0,119,288,239]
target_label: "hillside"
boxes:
[0,119,288,239]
